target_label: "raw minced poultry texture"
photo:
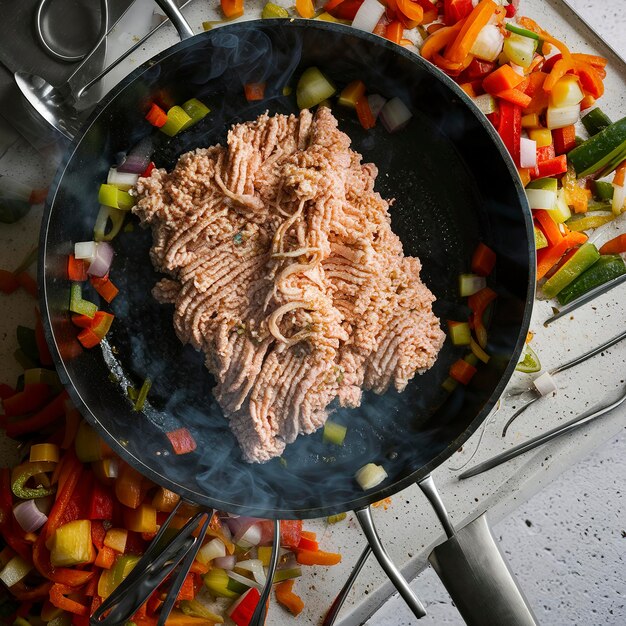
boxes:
[133,107,445,463]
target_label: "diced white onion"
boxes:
[546,104,580,130]
[355,463,388,490]
[379,97,412,133]
[236,559,267,585]
[367,94,387,120]
[520,137,537,168]
[118,137,153,174]
[197,538,226,565]
[235,523,262,548]
[612,184,625,215]
[0,556,32,588]
[533,372,557,396]
[470,24,504,62]
[226,570,263,591]
[547,189,571,224]
[74,241,97,263]
[86,242,114,277]
[13,499,48,533]
[107,168,140,191]
[214,555,236,570]
[471,94,497,115]
[459,273,487,297]
[526,188,557,210]
[351,0,385,32]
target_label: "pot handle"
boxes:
[418,476,537,626]
[153,0,195,40]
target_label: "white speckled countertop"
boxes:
[0,1,624,625]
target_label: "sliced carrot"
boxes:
[67,254,88,282]
[145,104,168,128]
[494,88,531,108]
[536,231,587,280]
[295,0,315,18]
[244,82,266,102]
[355,98,376,130]
[296,549,342,566]
[78,328,101,349]
[445,0,497,64]
[221,0,244,18]
[483,65,524,95]
[534,210,563,247]
[599,234,626,255]
[276,580,305,616]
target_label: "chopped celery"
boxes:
[160,106,193,136]
[181,98,211,126]
[448,321,471,346]
[296,67,336,110]
[203,568,239,599]
[323,421,347,445]
[542,243,600,298]
[273,567,303,583]
[534,226,548,250]
[470,337,490,363]
[262,2,289,18]
[98,184,135,211]
[565,212,614,232]
[580,107,612,136]
[471,94,496,115]
[98,554,140,598]
[593,180,614,201]
[69,283,97,318]
[180,600,224,622]
[463,353,479,367]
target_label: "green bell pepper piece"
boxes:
[542,243,600,298]
[526,177,558,192]
[565,212,614,232]
[11,461,57,499]
[593,180,614,201]
[69,283,97,318]
[557,255,626,305]
[580,107,612,136]
[98,184,135,211]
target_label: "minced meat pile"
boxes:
[133,107,445,463]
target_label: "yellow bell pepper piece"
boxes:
[521,113,540,129]
[528,127,553,148]
[123,504,157,533]
[29,443,60,463]
[49,520,93,567]
[104,528,128,553]
[338,80,366,109]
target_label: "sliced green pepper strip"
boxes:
[11,461,57,499]
[557,255,626,305]
[580,107,612,136]
[69,283,97,318]
[179,599,224,621]
[567,117,626,177]
[98,184,135,211]
[97,554,140,598]
[133,378,152,411]
[181,99,211,127]
[565,212,614,232]
[534,226,548,250]
[593,180,614,201]
[526,177,558,192]
[542,243,600,298]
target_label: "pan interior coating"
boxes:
[40,21,533,518]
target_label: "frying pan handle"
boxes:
[153,0,195,40]
[428,513,538,626]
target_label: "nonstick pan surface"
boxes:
[40,20,534,519]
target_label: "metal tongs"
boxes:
[91,503,281,626]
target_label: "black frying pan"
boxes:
[40,20,533,521]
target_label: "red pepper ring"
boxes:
[49,583,90,616]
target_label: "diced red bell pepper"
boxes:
[533,155,567,178]
[471,243,496,277]
[328,0,363,19]
[166,427,197,455]
[60,471,93,525]
[5,391,68,438]
[297,536,319,551]
[176,573,196,602]
[536,144,556,163]
[16,272,38,298]
[465,59,497,80]
[0,383,15,400]
[244,83,266,102]
[552,125,576,155]
[449,358,477,385]
[444,0,473,25]
[49,584,90,616]
[229,588,261,626]
[505,2,516,17]
[497,101,522,166]
[542,53,563,73]
[145,104,168,128]
[68,254,88,282]
[141,162,156,178]
[2,383,50,417]
[88,481,115,520]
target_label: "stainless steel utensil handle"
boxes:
[355,507,427,619]
[153,0,194,39]
[428,513,537,626]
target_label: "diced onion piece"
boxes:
[355,463,387,490]
[197,538,226,565]
[471,94,497,115]
[459,273,487,297]
[351,0,385,32]
[226,570,263,591]
[526,188,557,210]
[235,523,262,548]
[296,67,336,110]
[470,24,504,62]
[520,137,537,168]
[94,205,126,242]
[503,34,537,68]
[0,556,32,587]
[107,168,139,191]
[214,555,236,570]
[86,242,114,277]
[236,559,266,585]
[612,184,625,215]
[367,94,387,119]
[546,104,580,130]
[74,241,97,263]
[549,75,584,108]
[379,97,412,134]
[533,371,557,396]
[118,137,153,174]
[548,188,572,224]
[13,499,48,532]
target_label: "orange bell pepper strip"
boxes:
[471,243,496,277]
[244,82,266,101]
[494,88,531,108]
[115,462,145,509]
[45,448,82,540]
[296,0,315,17]
[276,580,305,616]
[468,287,496,348]
[77,328,101,349]
[573,60,604,98]
[356,98,376,130]
[599,233,626,255]
[445,0,497,64]
[517,17,572,60]
[483,65,524,95]
[220,0,243,18]
[49,583,90,616]
[432,52,473,74]
[90,275,119,303]
[296,549,342,566]
[95,545,116,569]
[449,358,477,385]
[572,52,607,68]
[536,231,587,280]
[385,20,404,44]
[2,382,51,417]
[543,58,576,92]
[534,210,563,247]
[420,21,464,61]
[396,0,423,22]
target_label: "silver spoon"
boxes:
[15,0,194,141]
